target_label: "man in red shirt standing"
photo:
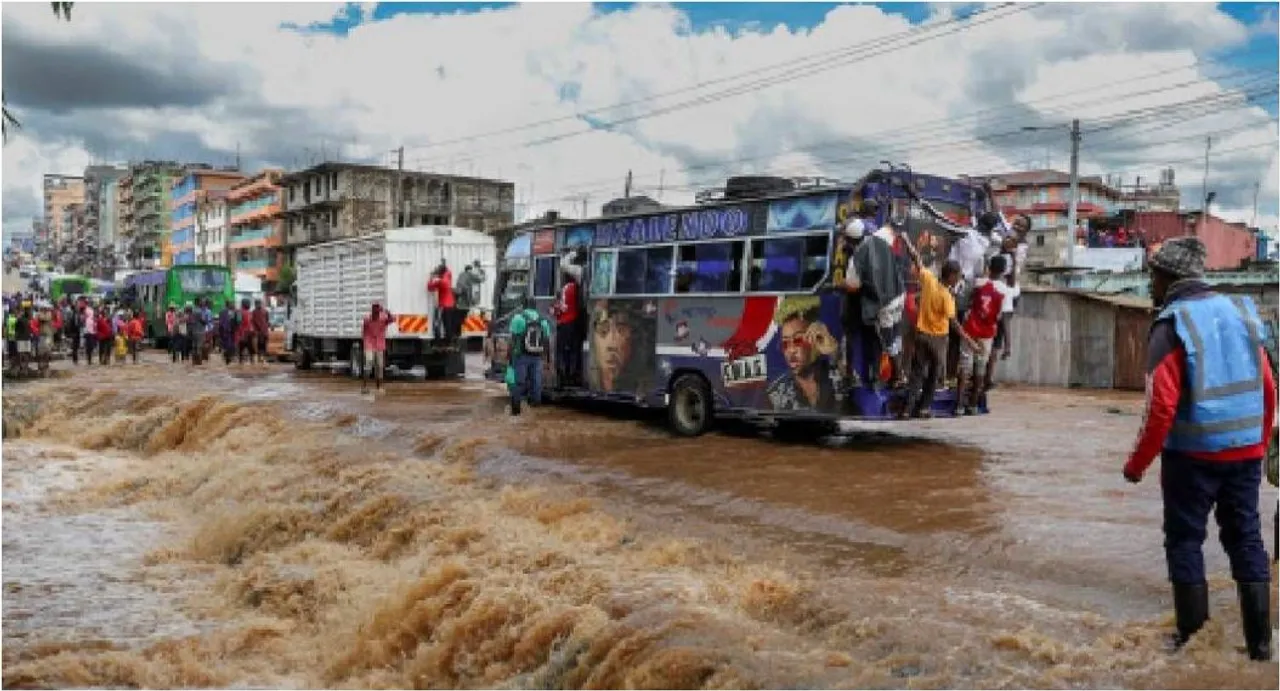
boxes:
[551,263,582,386]
[427,261,455,340]
[1123,237,1275,661]
[251,299,270,364]
[361,302,394,394]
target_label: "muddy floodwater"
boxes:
[2,354,1276,689]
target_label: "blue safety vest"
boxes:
[1158,293,1267,453]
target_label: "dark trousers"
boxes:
[556,322,581,386]
[1161,450,1269,584]
[67,332,80,364]
[83,335,97,365]
[512,354,543,408]
[905,333,947,414]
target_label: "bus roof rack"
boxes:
[695,175,846,205]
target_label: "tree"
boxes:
[277,261,296,295]
[3,4,74,143]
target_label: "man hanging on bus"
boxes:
[552,261,583,387]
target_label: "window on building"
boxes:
[533,255,559,297]
[1035,234,1045,247]
[675,241,745,293]
[330,173,338,190]
[615,246,673,295]
[747,235,829,292]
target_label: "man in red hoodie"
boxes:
[1123,237,1275,661]
[427,261,455,339]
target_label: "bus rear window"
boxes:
[615,247,673,295]
[748,235,829,292]
[675,241,744,293]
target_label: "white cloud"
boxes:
[2,0,1277,251]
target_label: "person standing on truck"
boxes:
[361,302,394,394]
[1122,237,1275,662]
[428,261,456,340]
[508,299,551,416]
[454,260,485,315]
[552,263,583,387]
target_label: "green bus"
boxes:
[123,264,235,342]
[49,275,92,302]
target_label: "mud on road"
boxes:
[2,354,1277,689]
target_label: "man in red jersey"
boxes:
[1123,237,1275,661]
[551,262,583,387]
[954,255,1006,415]
[361,302,394,394]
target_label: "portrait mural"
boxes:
[764,295,840,413]
[587,299,657,395]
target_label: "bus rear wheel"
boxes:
[669,374,713,437]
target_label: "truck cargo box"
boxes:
[292,225,496,376]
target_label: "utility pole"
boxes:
[1251,180,1260,228]
[1199,136,1212,236]
[394,146,404,229]
[1065,118,1081,269]
[624,170,633,199]
[581,195,589,219]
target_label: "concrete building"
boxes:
[42,174,85,253]
[127,161,184,269]
[170,167,245,266]
[277,162,515,259]
[973,168,1183,268]
[81,165,127,267]
[226,169,284,288]
[195,191,230,267]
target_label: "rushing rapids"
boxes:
[1,358,1276,689]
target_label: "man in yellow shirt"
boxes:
[901,240,976,419]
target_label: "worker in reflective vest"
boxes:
[1123,237,1275,661]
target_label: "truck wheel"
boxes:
[349,343,364,379]
[668,374,713,437]
[294,346,312,371]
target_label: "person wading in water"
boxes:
[1123,237,1275,661]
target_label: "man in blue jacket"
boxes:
[1124,237,1274,661]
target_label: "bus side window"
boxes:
[533,256,559,298]
[590,250,616,296]
[748,234,830,292]
[676,241,744,294]
[615,247,673,296]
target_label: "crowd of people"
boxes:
[840,199,1028,418]
[2,292,278,374]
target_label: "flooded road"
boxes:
[2,353,1276,689]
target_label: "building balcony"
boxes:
[229,204,280,226]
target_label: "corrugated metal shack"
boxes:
[996,288,1153,390]
[998,283,1278,391]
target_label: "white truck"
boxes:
[292,225,496,378]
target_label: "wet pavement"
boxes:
[2,351,1276,688]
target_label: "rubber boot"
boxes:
[1170,582,1210,650]
[968,373,985,415]
[1237,582,1273,661]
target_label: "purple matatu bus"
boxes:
[487,169,1003,438]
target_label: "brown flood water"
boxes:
[2,353,1276,689]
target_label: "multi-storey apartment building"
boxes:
[226,168,284,287]
[195,191,230,267]
[170,167,245,266]
[277,162,514,260]
[42,174,85,252]
[128,161,184,269]
[81,165,127,259]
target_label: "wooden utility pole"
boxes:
[1065,119,1080,268]
[624,170,632,199]
[1251,180,1260,228]
[1198,136,1212,236]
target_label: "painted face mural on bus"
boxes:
[765,295,838,412]
[589,299,656,395]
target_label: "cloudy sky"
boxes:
[3,1,1278,245]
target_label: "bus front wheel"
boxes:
[669,374,713,437]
